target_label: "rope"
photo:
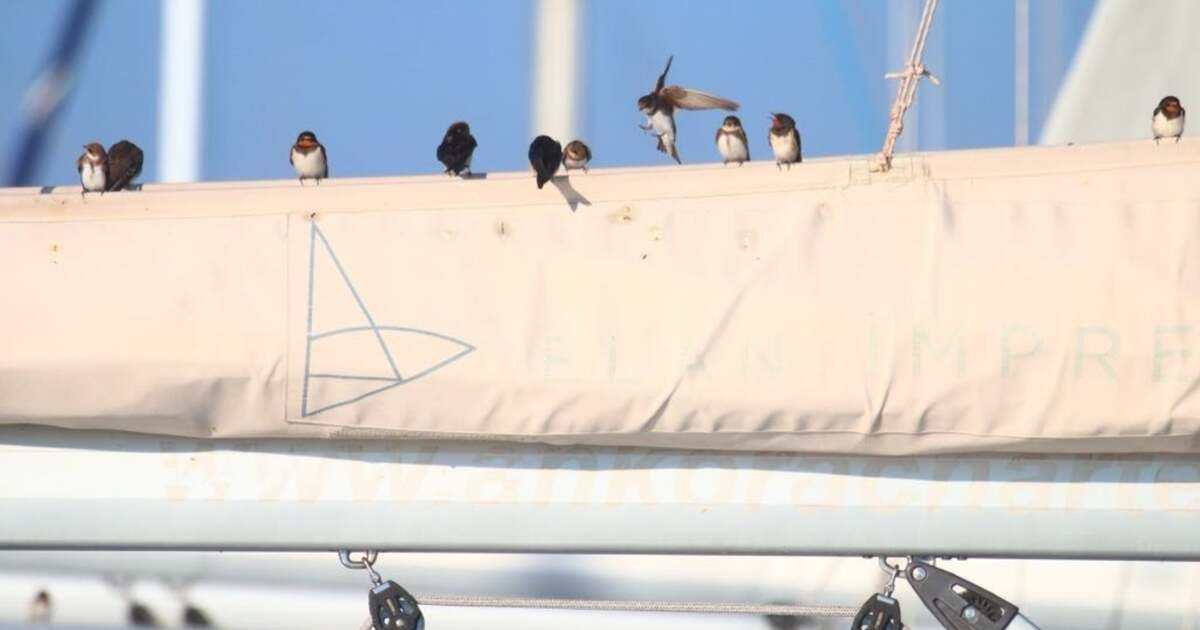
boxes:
[357,595,858,627]
[415,595,857,617]
[875,0,941,172]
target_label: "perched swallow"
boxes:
[289,130,327,185]
[183,604,213,627]
[562,139,591,172]
[1153,96,1185,144]
[768,113,802,170]
[106,140,143,191]
[715,115,750,165]
[437,121,478,176]
[28,590,51,624]
[528,135,563,189]
[129,601,159,627]
[76,142,108,196]
[637,55,739,164]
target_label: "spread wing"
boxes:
[660,86,738,111]
[654,55,674,93]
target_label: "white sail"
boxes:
[1042,0,1199,144]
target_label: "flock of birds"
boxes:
[288,55,802,191]
[25,588,213,627]
[72,58,1188,197]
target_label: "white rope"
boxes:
[417,595,857,616]
[875,0,941,172]
[357,595,858,628]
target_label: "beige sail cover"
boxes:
[2,139,1199,454]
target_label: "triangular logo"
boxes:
[301,223,475,417]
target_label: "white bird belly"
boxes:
[1153,112,1184,139]
[770,132,799,162]
[717,133,748,162]
[80,162,105,191]
[291,148,327,177]
[564,156,587,170]
[649,110,674,140]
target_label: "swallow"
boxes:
[715,115,750,165]
[105,140,144,191]
[289,130,327,185]
[768,113,802,170]
[437,121,478,176]
[1153,96,1185,144]
[129,601,160,627]
[528,135,562,189]
[183,604,213,627]
[76,142,108,197]
[28,590,51,624]
[637,55,739,164]
[562,139,591,172]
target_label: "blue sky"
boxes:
[0,1,1095,186]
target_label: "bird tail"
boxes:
[657,136,682,164]
[537,172,550,189]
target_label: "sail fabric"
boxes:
[2,139,1199,454]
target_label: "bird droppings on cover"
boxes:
[649,226,664,241]
[815,202,832,220]
[739,231,757,251]
[609,206,636,224]
[496,220,508,237]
